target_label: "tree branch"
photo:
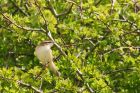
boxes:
[9,0,28,16]
[76,69,95,93]
[34,0,48,25]
[103,46,140,55]
[110,0,116,14]
[57,4,73,17]
[47,30,67,56]
[1,11,67,60]
[0,75,43,93]
[46,0,73,18]
[1,13,45,33]
[104,67,135,75]
[17,80,43,93]
[46,0,58,17]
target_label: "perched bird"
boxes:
[34,40,61,76]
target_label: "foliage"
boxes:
[0,0,140,93]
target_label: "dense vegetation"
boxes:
[0,0,140,93]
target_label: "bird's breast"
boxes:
[35,45,53,64]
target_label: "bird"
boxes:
[34,40,61,77]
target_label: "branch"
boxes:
[47,30,67,56]
[46,0,57,17]
[1,13,45,33]
[57,4,73,17]
[110,0,116,14]
[112,19,139,29]
[85,14,113,59]
[113,19,140,35]
[33,0,67,56]
[46,0,73,18]
[9,0,28,16]
[0,51,34,57]
[1,11,67,59]
[85,31,110,59]
[17,80,43,93]
[104,67,135,75]
[34,0,48,25]
[132,0,140,12]
[39,78,43,90]
[0,75,43,93]
[103,46,140,55]
[35,65,46,79]
[76,69,95,93]
[94,0,102,6]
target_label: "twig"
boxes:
[17,80,43,93]
[46,0,57,17]
[113,19,139,29]
[110,0,116,14]
[76,69,95,93]
[103,46,140,55]
[39,78,43,90]
[47,31,67,56]
[85,31,110,59]
[112,19,140,35]
[9,0,28,16]
[0,75,43,93]
[1,13,45,32]
[85,14,112,59]
[34,0,48,25]
[57,4,73,17]
[94,0,102,6]
[46,0,73,18]
[35,65,46,79]
[104,67,135,75]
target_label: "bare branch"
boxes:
[39,78,43,90]
[46,0,73,18]
[47,30,67,56]
[110,0,116,14]
[17,80,43,93]
[46,0,58,17]
[1,13,45,33]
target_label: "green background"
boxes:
[0,0,140,93]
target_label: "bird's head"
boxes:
[39,40,54,48]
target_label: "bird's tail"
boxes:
[48,61,61,77]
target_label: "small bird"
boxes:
[34,40,61,76]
